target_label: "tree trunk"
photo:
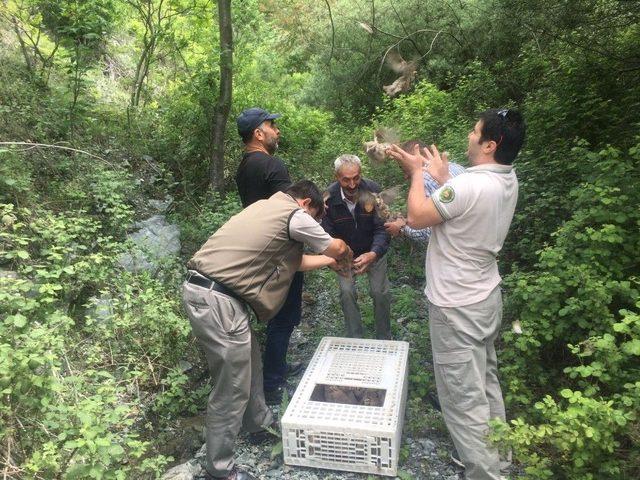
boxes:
[209,0,233,192]
[11,18,34,76]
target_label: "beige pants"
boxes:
[428,287,505,480]
[182,279,273,477]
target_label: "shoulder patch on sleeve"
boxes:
[439,186,455,203]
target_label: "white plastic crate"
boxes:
[281,337,409,477]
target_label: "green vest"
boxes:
[187,192,304,321]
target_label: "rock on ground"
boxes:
[118,214,180,273]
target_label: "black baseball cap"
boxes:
[236,107,281,136]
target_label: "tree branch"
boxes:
[389,0,423,57]
[324,0,336,69]
[0,142,115,167]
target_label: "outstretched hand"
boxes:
[386,143,451,186]
[386,144,426,178]
[384,216,406,238]
[353,252,377,275]
[422,144,450,186]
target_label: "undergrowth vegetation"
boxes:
[1,0,639,478]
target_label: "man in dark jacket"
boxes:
[322,154,392,339]
[234,107,304,405]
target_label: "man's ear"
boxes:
[483,140,498,155]
[296,198,311,209]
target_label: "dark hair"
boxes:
[286,180,325,216]
[240,129,255,144]
[478,109,526,165]
[400,139,428,151]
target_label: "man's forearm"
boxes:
[298,254,335,272]
[323,238,351,261]
[407,171,429,227]
[407,171,444,228]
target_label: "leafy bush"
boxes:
[494,143,640,478]
[0,195,188,477]
[172,190,242,253]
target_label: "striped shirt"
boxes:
[402,162,466,242]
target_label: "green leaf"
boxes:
[560,389,573,399]
[622,339,640,356]
[109,444,125,456]
[9,314,27,328]
[270,441,282,460]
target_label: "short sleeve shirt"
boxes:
[425,164,519,307]
[403,162,466,242]
[289,210,332,253]
[235,151,292,207]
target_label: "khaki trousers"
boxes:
[337,255,391,339]
[182,279,273,478]
[428,287,505,480]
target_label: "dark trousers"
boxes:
[263,271,304,391]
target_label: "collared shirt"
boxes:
[425,163,518,307]
[340,188,357,217]
[321,178,390,258]
[402,162,466,242]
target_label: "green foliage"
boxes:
[153,368,210,418]
[2,0,640,476]
[0,150,35,205]
[172,190,242,253]
[566,308,640,389]
[0,167,187,477]
[0,52,68,141]
[23,375,155,479]
[375,81,458,146]
[491,381,639,479]
[495,143,640,477]
[501,143,640,403]
[0,203,175,477]
[83,272,191,382]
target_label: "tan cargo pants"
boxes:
[428,286,505,480]
[182,278,273,478]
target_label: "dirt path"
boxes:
[163,249,464,480]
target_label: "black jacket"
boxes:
[321,179,390,258]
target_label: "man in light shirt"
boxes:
[387,109,526,480]
[384,140,466,242]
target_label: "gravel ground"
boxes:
[162,269,465,480]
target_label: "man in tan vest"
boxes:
[183,180,351,480]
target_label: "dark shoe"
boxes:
[264,385,293,406]
[450,448,465,469]
[248,420,280,445]
[200,465,258,480]
[286,362,304,378]
[426,391,442,412]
